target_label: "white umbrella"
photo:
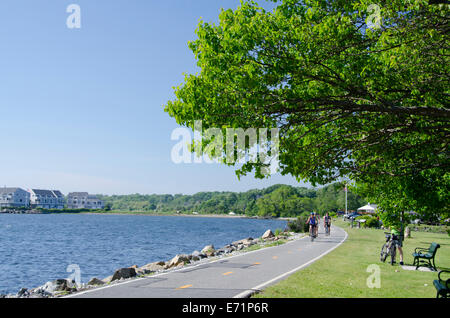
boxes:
[357,203,377,214]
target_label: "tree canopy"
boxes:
[165,0,449,218]
[97,183,366,217]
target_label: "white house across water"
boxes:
[67,192,104,210]
[0,187,30,208]
[28,189,65,209]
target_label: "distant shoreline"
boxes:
[0,208,294,221]
[81,211,294,221]
[82,212,247,218]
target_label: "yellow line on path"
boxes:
[253,262,261,265]
[175,284,192,290]
[223,271,233,276]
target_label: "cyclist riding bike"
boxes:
[314,212,320,237]
[324,212,331,235]
[306,212,317,239]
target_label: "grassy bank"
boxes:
[254,219,450,298]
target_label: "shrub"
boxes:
[356,215,380,228]
[288,214,309,233]
[365,217,380,228]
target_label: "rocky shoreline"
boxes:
[0,208,283,220]
[1,229,303,298]
[0,208,42,214]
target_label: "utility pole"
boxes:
[345,183,348,214]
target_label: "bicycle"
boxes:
[325,224,331,236]
[380,232,398,265]
[309,224,317,242]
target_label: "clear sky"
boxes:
[0,0,310,195]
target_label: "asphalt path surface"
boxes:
[67,224,347,298]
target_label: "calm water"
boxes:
[0,213,286,294]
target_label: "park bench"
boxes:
[412,242,440,271]
[433,270,450,298]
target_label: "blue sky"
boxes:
[0,0,310,195]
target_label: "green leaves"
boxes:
[164,0,449,218]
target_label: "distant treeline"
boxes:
[97,183,366,218]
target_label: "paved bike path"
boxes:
[67,225,347,298]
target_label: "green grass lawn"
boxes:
[254,219,450,298]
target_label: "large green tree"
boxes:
[165,0,449,217]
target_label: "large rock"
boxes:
[233,237,255,247]
[215,248,226,256]
[17,288,30,298]
[220,246,234,254]
[190,251,200,261]
[87,277,105,286]
[34,279,76,295]
[29,287,52,298]
[262,229,274,239]
[201,245,216,257]
[111,267,137,282]
[138,261,166,274]
[232,240,241,246]
[243,238,254,246]
[168,254,190,268]
[191,250,207,261]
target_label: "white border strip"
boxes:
[233,227,348,298]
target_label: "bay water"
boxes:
[0,213,286,294]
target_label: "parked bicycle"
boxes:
[380,232,399,265]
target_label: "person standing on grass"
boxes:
[390,221,404,266]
